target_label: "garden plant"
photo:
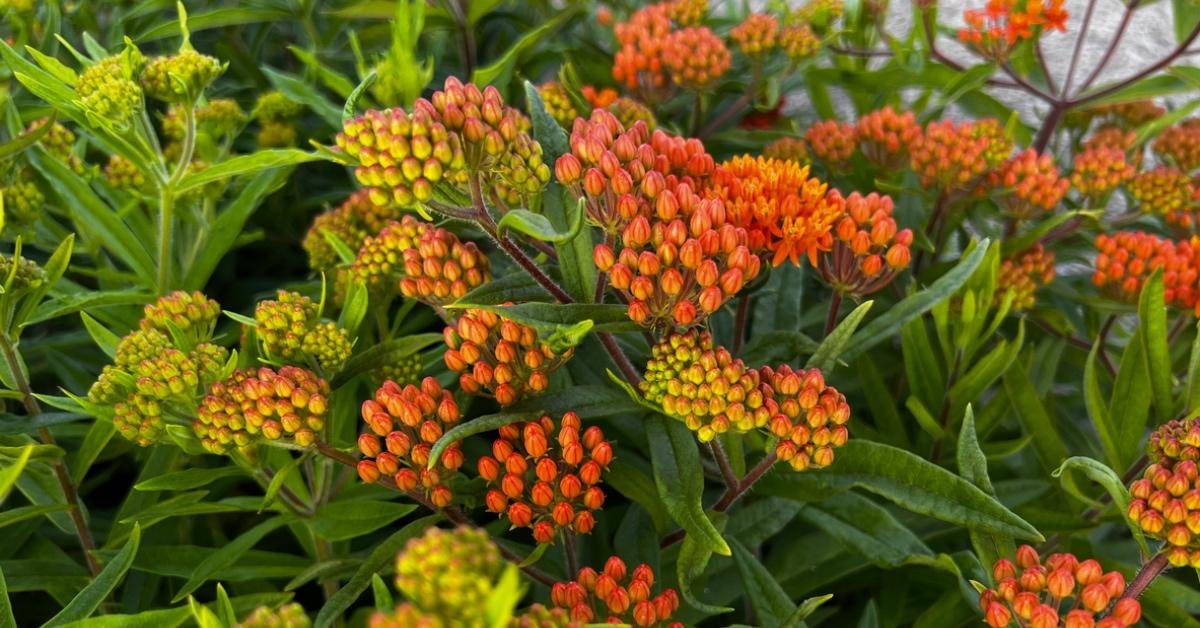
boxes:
[4,0,1200,626]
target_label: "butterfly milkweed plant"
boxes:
[6,0,1200,625]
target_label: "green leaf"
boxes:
[957,406,1013,570]
[308,500,417,542]
[799,492,935,568]
[187,597,222,628]
[676,511,733,615]
[263,67,343,128]
[1053,457,1148,555]
[0,566,14,628]
[496,204,585,244]
[841,239,990,361]
[0,444,33,503]
[484,564,526,627]
[1186,320,1200,415]
[44,524,142,627]
[471,10,575,88]
[646,416,731,556]
[26,290,153,326]
[0,504,70,529]
[445,302,637,344]
[1002,358,1069,475]
[730,538,797,625]
[135,466,244,492]
[371,574,393,610]
[1086,338,1122,470]
[81,312,121,359]
[172,517,290,602]
[0,110,57,161]
[1111,325,1153,470]
[1002,210,1099,256]
[540,185,596,302]
[782,594,835,628]
[342,71,377,123]
[315,516,438,628]
[760,440,1042,541]
[260,454,305,513]
[329,334,441,388]
[453,272,550,306]
[215,585,236,627]
[174,149,317,194]
[1138,270,1173,422]
[807,300,873,372]
[71,421,117,485]
[606,460,673,534]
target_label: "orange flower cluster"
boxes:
[910,118,1011,192]
[582,85,619,110]
[1127,166,1195,216]
[194,366,329,454]
[349,216,490,306]
[549,557,683,627]
[664,0,706,25]
[641,330,850,469]
[990,148,1069,219]
[357,377,463,507]
[1070,146,1134,202]
[1093,231,1200,314]
[979,545,1140,628]
[997,244,1055,311]
[805,119,857,167]
[594,197,761,326]
[1154,121,1200,172]
[856,106,920,169]
[337,106,467,208]
[763,136,809,163]
[612,4,673,95]
[730,13,779,57]
[816,192,913,297]
[709,155,845,266]
[779,23,821,61]
[479,412,611,544]
[661,26,730,89]
[442,308,574,405]
[1128,417,1200,567]
[958,0,1068,60]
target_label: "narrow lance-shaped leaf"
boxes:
[1138,269,1173,423]
[44,524,142,627]
[646,416,731,556]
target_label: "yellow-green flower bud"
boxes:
[141,49,223,103]
[76,55,143,122]
[236,603,310,628]
[253,91,303,123]
[394,526,503,626]
[257,120,297,148]
[2,172,44,228]
[0,253,46,293]
[103,154,151,194]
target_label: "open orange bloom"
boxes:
[708,155,844,266]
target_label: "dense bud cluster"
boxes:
[730,13,779,57]
[582,85,619,110]
[254,91,303,148]
[479,412,611,544]
[163,98,245,141]
[549,557,682,626]
[763,136,809,163]
[612,4,673,95]
[394,526,502,627]
[0,253,46,294]
[1,171,44,228]
[397,222,491,307]
[910,118,1011,192]
[1070,147,1134,202]
[660,26,730,89]
[509,604,577,627]
[1093,231,1200,314]
[373,352,423,389]
[103,154,150,193]
[1083,126,1141,168]
[1154,121,1200,172]
[88,292,228,446]
[979,545,1140,628]
[303,190,400,274]
[855,106,920,169]
[779,23,821,61]
[709,155,842,267]
[75,54,143,122]
[642,330,851,466]
[1129,417,1200,567]
[236,603,310,628]
[141,49,223,102]
[357,377,463,506]
[1086,100,1166,130]
[442,309,572,405]
[368,604,442,628]
[27,118,82,173]
[664,0,706,25]
[958,0,1068,60]
[337,106,467,208]
[193,366,328,453]
[1127,166,1194,216]
[990,149,1069,219]
[816,191,912,297]
[254,291,352,373]
[997,244,1055,311]
[805,119,857,166]
[539,81,581,128]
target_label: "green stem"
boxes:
[157,187,175,295]
[0,333,101,578]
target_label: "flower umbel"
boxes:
[549,557,683,626]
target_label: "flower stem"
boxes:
[824,292,843,337]
[0,333,101,578]
[660,452,778,549]
[1120,551,1170,601]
